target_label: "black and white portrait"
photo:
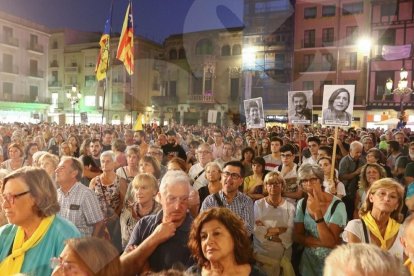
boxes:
[288,90,313,124]
[244,97,265,129]
[322,85,354,127]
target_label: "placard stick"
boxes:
[330,126,339,180]
[298,126,303,165]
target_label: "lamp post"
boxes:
[385,67,413,112]
[66,84,81,125]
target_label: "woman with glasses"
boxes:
[0,167,80,275]
[293,163,347,276]
[343,178,404,260]
[253,172,295,276]
[51,237,121,276]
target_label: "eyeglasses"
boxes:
[266,182,283,187]
[300,178,319,185]
[0,191,30,205]
[197,151,211,155]
[165,195,189,205]
[281,153,293,158]
[221,171,242,180]
[50,257,82,273]
[373,190,398,200]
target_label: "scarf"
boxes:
[404,258,414,276]
[0,215,55,275]
[361,212,400,250]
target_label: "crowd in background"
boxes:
[0,121,413,275]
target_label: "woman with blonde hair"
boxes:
[120,173,161,249]
[353,163,387,219]
[39,153,60,186]
[343,178,405,260]
[253,172,295,276]
[51,237,121,276]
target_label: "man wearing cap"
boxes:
[162,130,187,162]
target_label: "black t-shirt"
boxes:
[162,143,187,161]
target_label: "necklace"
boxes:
[266,197,283,208]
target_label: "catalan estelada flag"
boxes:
[117,1,134,75]
[95,9,112,81]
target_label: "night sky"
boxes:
[0,0,244,43]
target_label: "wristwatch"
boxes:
[314,217,324,223]
[267,236,273,241]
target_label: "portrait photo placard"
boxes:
[244,97,265,129]
[288,90,313,124]
[322,85,355,127]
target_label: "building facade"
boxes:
[293,0,370,126]
[0,11,50,123]
[367,0,414,128]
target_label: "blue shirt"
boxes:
[0,215,81,276]
[127,210,194,272]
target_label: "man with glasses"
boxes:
[189,143,213,190]
[200,160,254,236]
[302,136,320,165]
[276,144,303,203]
[121,170,194,274]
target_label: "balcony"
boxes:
[0,35,19,47]
[188,93,215,103]
[65,63,78,73]
[48,81,62,87]
[27,43,44,54]
[0,63,18,74]
[151,95,178,106]
[50,60,59,67]
[29,70,44,78]
[0,94,51,104]
[298,63,337,72]
[301,38,337,48]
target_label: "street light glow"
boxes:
[357,37,372,56]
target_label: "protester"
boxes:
[0,167,80,275]
[317,156,345,199]
[343,178,405,260]
[51,237,122,276]
[243,157,267,201]
[187,207,265,275]
[197,162,222,205]
[293,163,347,276]
[1,143,24,173]
[324,243,409,276]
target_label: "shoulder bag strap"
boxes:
[360,219,369,243]
[213,192,224,207]
[194,169,205,181]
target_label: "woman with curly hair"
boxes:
[353,163,387,219]
[187,207,265,275]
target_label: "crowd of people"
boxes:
[0,122,413,275]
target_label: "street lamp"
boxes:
[385,67,413,111]
[66,84,81,125]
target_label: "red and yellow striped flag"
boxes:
[116,1,134,75]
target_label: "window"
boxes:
[343,2,363,15]
[321,53,335,71]
[322,5,336,17]
[275,54,285,70]
[303,54,315,71]
[221,45,231,56]
[230,78,239,101]
[169,49,177,60]
[375,71,394,100]
[303,81,314,91]
[30,34,38,48]
[30,86,38,101]
[345,52,358,70]
[304,29,315,48]
[304,7,317,19]
[345,26,358,45]
[379,29,396,45]
[322,28,334,46]
[111,91,124,105]
[320,80,333,92]
[3,26,12,38]
[195,39,213,55]
[178,48,186,59]
[192,76,203,95]
[381,3,397,16]
[255,0,290,13]
[3,54,13,73]
[85,76,95,87]
[168,81,177,97]
[152,75,160,91]
[30,59,38,76]
[3,82,12,100]
[232,44,241,55]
